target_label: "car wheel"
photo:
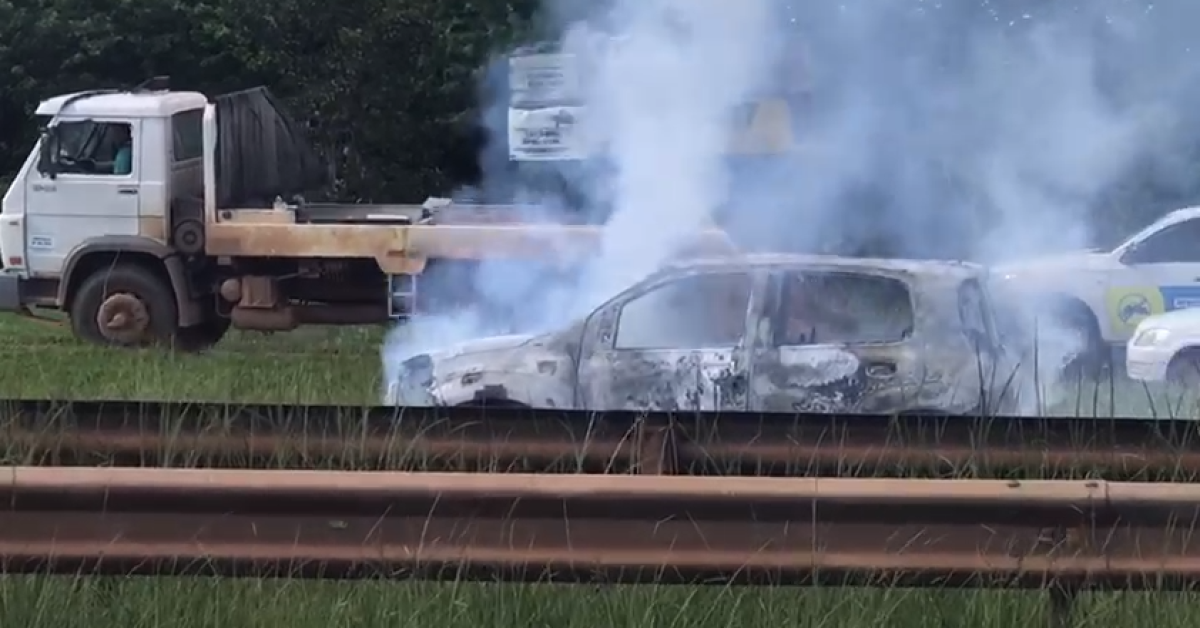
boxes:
[71,264,178,348]
[1166,350,1200,389]
[1054,303,1107,383]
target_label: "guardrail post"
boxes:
[635,416,677,475]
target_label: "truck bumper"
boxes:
[0,275,20,311]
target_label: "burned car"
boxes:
[389,254,1017,414]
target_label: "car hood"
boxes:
[1134,308,1200,333]
[388,330,576,407]
[993,250,1118,276]
[423,333,538,362]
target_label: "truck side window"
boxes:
[776,271,914,345]
[51,121,134,176]
[1123,220,1200,264]
[614,272,752,350]
[171,110,204,162]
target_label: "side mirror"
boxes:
[36,128,59,179]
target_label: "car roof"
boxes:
[659,253,986,281]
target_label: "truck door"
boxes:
[1105,218,1200,341]
[575,270,762,412]
[25,118,142,275]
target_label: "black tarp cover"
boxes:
[213,87,329,208]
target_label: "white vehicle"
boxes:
[0,79,733,350]
[993,206,1200,373]
[1126,309,1200,385]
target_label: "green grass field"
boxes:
[1,312,1199,627]
[0,314,385,403]
[3,577,1200,628]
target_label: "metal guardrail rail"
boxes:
[3,468,1200,626]
[3,400,1200,478]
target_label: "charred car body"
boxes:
[389,254,1017,415]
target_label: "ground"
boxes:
[1,312,1198,627]
[0,314,385,404]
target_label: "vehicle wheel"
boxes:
[1166,350,1200,389]
[1053,303,1108,383]
[71,264,179,348]
[175,316,231,353]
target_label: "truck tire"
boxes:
[71,264,179,348]
[176,316,231,353]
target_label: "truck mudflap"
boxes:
[0,274,20,311]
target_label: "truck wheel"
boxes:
[71,264,179,348]
[175,316,231,353]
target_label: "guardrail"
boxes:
[3,399,1200,478]
[3,468,1200,627]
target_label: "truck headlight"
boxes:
[1132,328,1170,347]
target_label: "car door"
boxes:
[574,269,763,412]
[749,269,918,413]
[1105,219,1200,340]
[25,118,142,276]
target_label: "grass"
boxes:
[2,577,1200,628]
[3,313,1200,627]
[0,314,385,403]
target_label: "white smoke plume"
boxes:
[384,0,1200,411]
[382,0,780,377]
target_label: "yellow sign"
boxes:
[1105,287,1164,335]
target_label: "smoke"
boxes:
[384,0,1200,408]
[382,0,780,375]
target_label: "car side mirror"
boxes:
[37,128,59,179]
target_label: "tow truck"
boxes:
[0,80,735,350]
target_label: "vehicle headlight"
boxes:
[1132,328,1170,347]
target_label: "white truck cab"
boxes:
[2,87,206,280]
[0,82,218,348]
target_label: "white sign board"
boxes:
[507,106,590,162]
[509,53,581,107]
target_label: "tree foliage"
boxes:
[0,0,537,201]
[0,0,1196,246]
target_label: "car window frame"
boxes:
[956,277,1003,355]
[771,268,917,347]
[1120,219,1200,265]
[609,270,755,352]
